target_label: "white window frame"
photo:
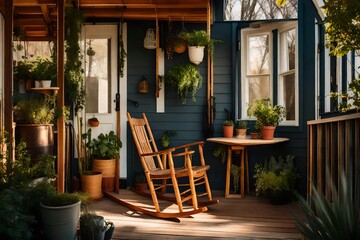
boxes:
[241,26,274,119]
[241,21,299,127]
[277,23,299,126]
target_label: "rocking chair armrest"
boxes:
[172,150,195,158]
[140,148,175,157]
[173,141,204,151]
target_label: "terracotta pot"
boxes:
[93,159,116,192]
[88,119,99,127]
[250,132,259,139]
[80,171,103,200]
[223,126,234,138]
[135,183,148,192]
[261,126,276,140]
[235,129,247,139]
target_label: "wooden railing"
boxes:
[307,113,360,200]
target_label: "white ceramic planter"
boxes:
[188,46,205,65]
[41,80,52,88]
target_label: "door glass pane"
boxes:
[248,35,269,74]
[249,75,270,105]
[85,38,111,114]
[282,73,295,120]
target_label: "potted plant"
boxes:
[13,97,56,162]
[164,63,202,104]
[247,98,286,140]
[253,155,299,205]
[80,211,114,240]
[78,128,103,200]
[13,60,35,92]
[40,191,82,240]
[90,131,122,192]
[235,119,247,139]
[134,173,148,192]
[179,30,221,64]
[32,57,56,88]
[223,120,234,138]
[88,116,100,127]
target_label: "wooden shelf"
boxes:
[31,87,59,95]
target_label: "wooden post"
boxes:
[4,0,13,159]
[57,0,65,193]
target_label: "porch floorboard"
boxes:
[90,190,303,239]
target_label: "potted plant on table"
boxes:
[179,30,221,65]
[254,155,299,205]
[164,63,202,104]
[247,98,286,140]
[223,120,234,138]
[32,57,56,88]
[13,60,35,92]
[13,97,56,162]
[90,131,122,192]
[235,119,248,139]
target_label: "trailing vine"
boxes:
[119,23,127,78]
[65,6,85,116]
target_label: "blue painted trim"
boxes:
[272,29,278,105]
[342,55,347,92]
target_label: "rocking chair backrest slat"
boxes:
[127,113,163,172]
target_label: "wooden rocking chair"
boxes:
[126,112,218,218]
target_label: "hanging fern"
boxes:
[164,63,202,104]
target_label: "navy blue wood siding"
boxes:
[126,0,320,194]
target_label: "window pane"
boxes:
[281,73,295,120]
[280,29,296,72]
[85,38,111,114]
[248,35,269,74]
[249,75,270,105]
[224,0,298,21]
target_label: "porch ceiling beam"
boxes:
[79,3,208,9]
[40,4,54,38]
[13,0,56,6]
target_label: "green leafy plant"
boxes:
[13,98,55,124]
[213,144,227,164]
[223,120,234,126]
[134,173,146,184]
[13,61,35,80]
[247,98,286,129]
[295,170,360,240]
[178,30,221,59]
[236,119,248,129]
[254,155,298,196]
[329,78,360,113]
[161,130,177,148]
[32,57,56,81]
[90,131,122,160]
[164,63,203,104]
[323,0,360,56]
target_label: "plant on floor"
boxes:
[294,170,360,240]
[89,131,122,160]
[0,131,59,240]
[254,155,298,204]
[164,63,202,104]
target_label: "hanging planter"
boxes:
[179,30,221,65]
[144,28,156,49]
[188,46,205,65]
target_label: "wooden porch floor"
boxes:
[90,190,304,239]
